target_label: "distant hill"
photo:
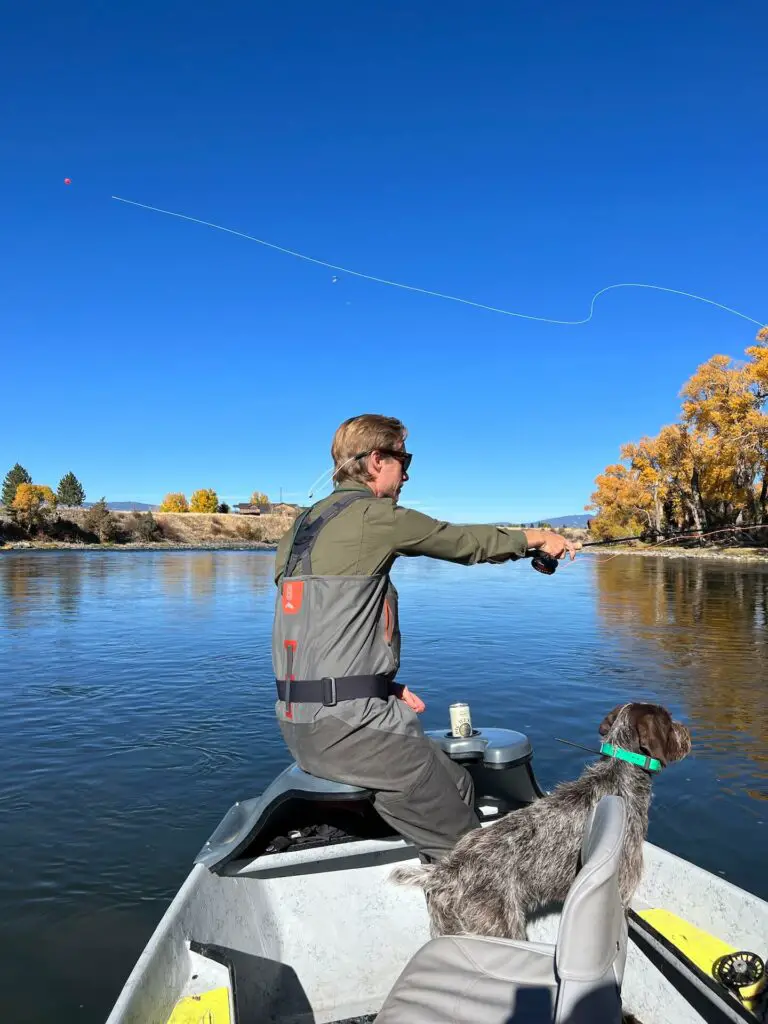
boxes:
[540,514,591,528]
[83,501,159,512]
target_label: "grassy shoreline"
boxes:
[0,509,293,552]
[3,540,766,563]
[1,540,278,552]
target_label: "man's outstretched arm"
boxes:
[391,506,575,564]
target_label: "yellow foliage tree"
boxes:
[586,465,654,540]
[12,483,57,532]
[159,492,189,513]
[587,331,768,538]
[190,488,219,513]
[250,491,270,506]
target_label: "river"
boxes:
[1,550,765,1022]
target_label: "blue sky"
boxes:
[2,2,766,522]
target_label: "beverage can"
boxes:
[449,702,472,738]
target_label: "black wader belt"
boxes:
[276,674,393,706]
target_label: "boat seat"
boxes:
[375,795,628,1024]
[284,763,373,797]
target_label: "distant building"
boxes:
[233,501,303,517]
[235,503,272,516]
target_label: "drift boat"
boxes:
[106,721,767,1024]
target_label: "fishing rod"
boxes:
[529,534,648,575]
[529,523,768,575]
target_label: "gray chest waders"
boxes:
[272,491,399,711]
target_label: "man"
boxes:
[272,414,576,863]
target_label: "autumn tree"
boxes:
[587,330,768,539]
[2,463,32,508]
[586,464,654,540]
[250,491,270,506]
[679,349,768,526]
[11,483,57,533]
[190,488,219,513]
[159,492,189,512]
[56,471,86,507]
[744,328,768,522]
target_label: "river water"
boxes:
[1,550,766,1022]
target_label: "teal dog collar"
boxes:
[600,742,661,772]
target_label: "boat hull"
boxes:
[106,833,767,1024]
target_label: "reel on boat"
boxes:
[712,950,765,1001]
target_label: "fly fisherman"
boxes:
[272,414,576,862]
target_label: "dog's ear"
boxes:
[598,705,624,736]
[635,709,673,767]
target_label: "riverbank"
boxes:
[581,544,768,563]
[3,538,767,562]
[1,540,277,551]
[0,508,295,551]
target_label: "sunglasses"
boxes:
[354,448,413,472]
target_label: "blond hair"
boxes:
[331,414,407,486]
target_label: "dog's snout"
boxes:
[670,721,693,761]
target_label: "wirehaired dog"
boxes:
[392,702,692,940]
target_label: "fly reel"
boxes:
[713,950,765,1000]
[530,550,560,575]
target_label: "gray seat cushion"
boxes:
[375,935,557,1024]
[376,796,628,1024]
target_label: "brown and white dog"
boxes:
[392,702,692,941]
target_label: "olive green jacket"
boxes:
[274,486,528,583]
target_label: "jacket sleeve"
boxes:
[391,505,529,564]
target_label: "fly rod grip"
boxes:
[529,539,581,575]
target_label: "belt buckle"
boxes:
[321,676,337,707]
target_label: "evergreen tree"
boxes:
[56,471,86,507]
[2,463,32,508]
[84,497,118,542]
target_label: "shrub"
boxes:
[132,511,162,542]
[237,519,264,541]
[218,502,230,514]
[84,497,120,542]
[45,517,96,544]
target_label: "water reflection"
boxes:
[190,553,218,600]
[2,554,87,626]
[1,556,33,626]
[242,551,276,594]
[593,555,768,763]
[153,551,275,601]
[56,555,84,617]
[158,553,189,598]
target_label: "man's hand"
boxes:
[392,683,426,713]
[523,529,578,562]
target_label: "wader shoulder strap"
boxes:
[284,491,370,577]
